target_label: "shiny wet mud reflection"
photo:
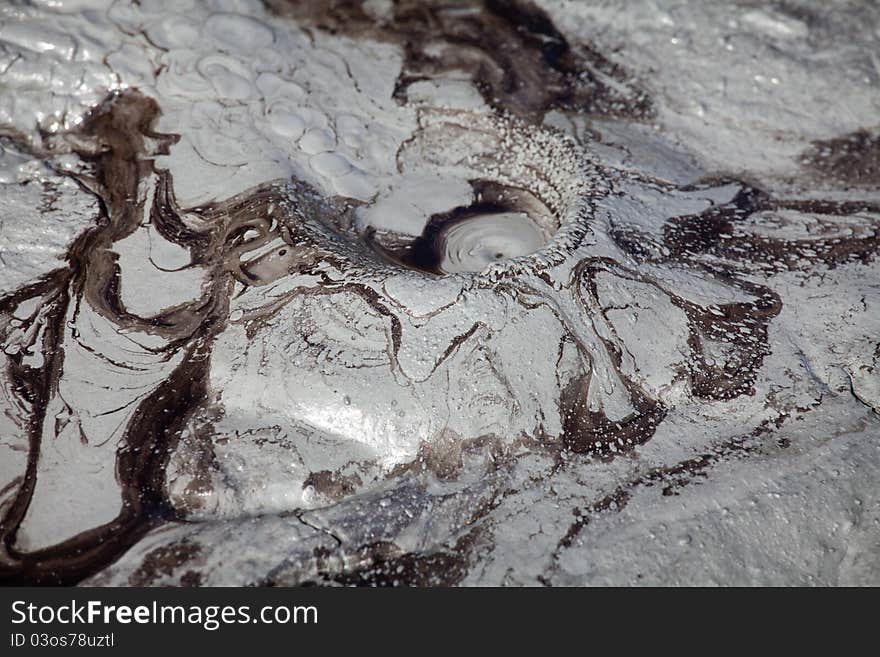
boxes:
[0,0,879,585]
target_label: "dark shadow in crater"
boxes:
[367,179,553,274]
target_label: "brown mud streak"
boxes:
[0,275,70,581]
[610,181,880,400]
[662,181,880,274]
[557,327,667,458]
[266,0,651,121]
[0,89,406,584]
[541,420,786,585]
[0,91,217,585]
[800,128,880,187]
[557,174,880,457]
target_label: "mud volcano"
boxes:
[0,0,878,585]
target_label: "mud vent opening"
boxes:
[367,179,558,275]
[437,210,545,273]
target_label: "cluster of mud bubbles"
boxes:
[1,0,879,585]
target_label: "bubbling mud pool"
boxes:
[435,211,546,273]
[0,0,879,585]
